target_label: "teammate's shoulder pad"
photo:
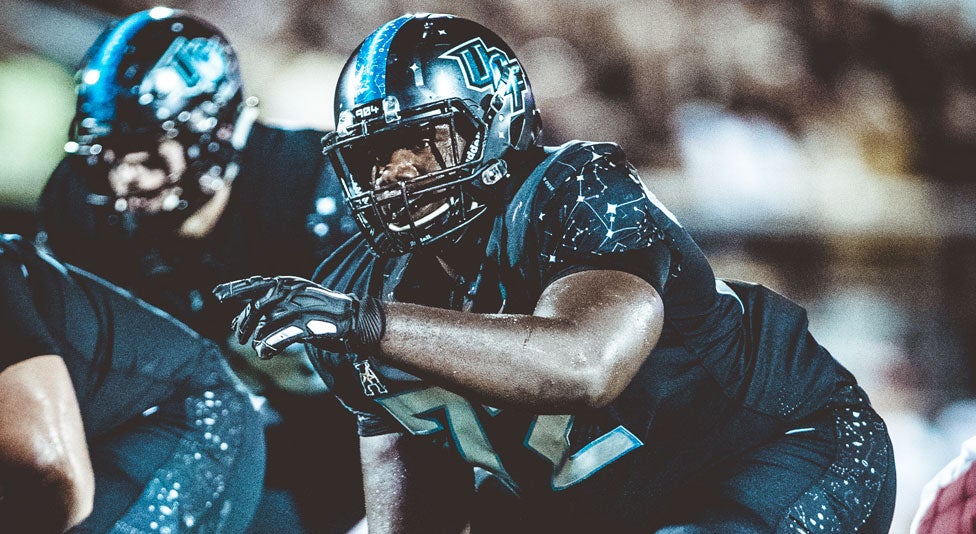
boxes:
[544,140,627,164]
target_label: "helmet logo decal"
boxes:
[440,38,526,115]
[154,36,224,88]
[142,36,230,120]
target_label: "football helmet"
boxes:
[66,7,250,220]
[323,13,542,257]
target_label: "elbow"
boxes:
[574,337,655,410]
[575,358,629,410]
[34,456,95,531]
[580,374,622,410]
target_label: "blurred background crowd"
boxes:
[2,0,975,531]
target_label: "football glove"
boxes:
[213,276,385,359]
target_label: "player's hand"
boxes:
[213,276,385,359]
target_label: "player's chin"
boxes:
[384,200,451,233]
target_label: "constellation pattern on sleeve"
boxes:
[538,144,667,266]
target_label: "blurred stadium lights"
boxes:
[0,54,75,209]
[1,0,111,68]
[0,0,112,211]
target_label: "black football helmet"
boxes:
[67,7,250,219]
[323,13,542,257]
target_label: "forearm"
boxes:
[380,305,599,409]
[0,356,94,532]
[376,271,663,411]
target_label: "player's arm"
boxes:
[0,355,94,533]
[216,268,662,413]
[359,432,473,533]
[381,269,662,412]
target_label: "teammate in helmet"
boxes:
[0,234,264,533]
[64,6,244,226]
[217,13,897,533]
[36,8,363,533]
[38,7,357,341]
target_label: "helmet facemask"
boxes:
[325,98,504,257]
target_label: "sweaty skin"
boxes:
[373,124,462,227]
[379,270,663,412]
[0,355,94,532]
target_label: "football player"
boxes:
[35,9,363,532]
[0,234,263,532]
[217,13,897,533]
[37,6,357,344]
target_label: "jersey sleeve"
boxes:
[0,248,61,373]
[529,143,676,294]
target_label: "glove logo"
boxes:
[355,360,388,397]
[440,38,526,115]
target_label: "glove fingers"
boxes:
[233,304,267,345]
[224,275,355,359]
[231,307,248,344]
[236,283,296,343]
[212,276,277,303]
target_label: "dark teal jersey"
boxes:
[309,141,859,526]
[0,234,229,434]
[0,234,265,532]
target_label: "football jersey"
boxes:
[0,234,267,532]
[310,141,858,527]
[0,234,228,437]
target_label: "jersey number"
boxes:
[375,387,642,491]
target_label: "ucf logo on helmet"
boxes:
[440,38,527,115]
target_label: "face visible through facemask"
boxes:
[370,123,463,231]
[104,139,187,215]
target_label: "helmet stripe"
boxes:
[81,10,164,121]
[353,14,413,105]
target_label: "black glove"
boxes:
[213,276,385,359]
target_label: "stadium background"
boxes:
[3,0,975,531]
